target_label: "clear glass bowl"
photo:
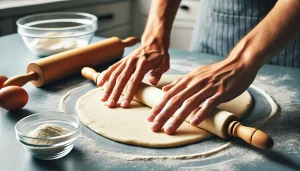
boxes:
[15,111,80,160]
[17,12,97,56]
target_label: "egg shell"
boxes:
[0,86,28,111]
[0,75,8,88]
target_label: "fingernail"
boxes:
[97,79,104,86]
[107,99,115,107]
[165,125,174,134]
[121,100,128,107]
[151,122,160,132]
[147,113,154,121]
[101,93,108,101]
[190,118,199,125]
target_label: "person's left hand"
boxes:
[147,57,259,134]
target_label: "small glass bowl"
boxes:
[15,111,80,160]
[17,12,97,56]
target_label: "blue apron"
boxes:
[190,0,300,68]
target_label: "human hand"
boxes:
[147,57,259,134]
[97,41,170,108]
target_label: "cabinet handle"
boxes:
[97,13,114,21]
[180,5,189,11]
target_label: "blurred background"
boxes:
[0,0,200,50]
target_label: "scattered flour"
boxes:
[51,69,298,169]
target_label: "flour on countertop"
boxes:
[58,72,298,169]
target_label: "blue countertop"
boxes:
[0,34,300,171]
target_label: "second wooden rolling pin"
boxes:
[3,37,138,87]
[82,67,274,150]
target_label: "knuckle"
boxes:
[130,75,139,84]
[107,66,113,71]
[170,117,180,126]
[107,65,115,72]
[170,96,183,106]
[155,114,164,122]
[111,72,119,79]
[110,92,118,98]
[183,98,195,108]
[128,56,138,64]
[206,98,216,106]
[138,59,147,66]
[163,93,172,101]
[117,74,126,83]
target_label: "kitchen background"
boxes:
[0,0,199,51]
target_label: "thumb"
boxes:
[149,55,170,85]
[148,68,163,85]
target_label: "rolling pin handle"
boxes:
[122,37,138,47]
[81,67,100,84]
[228,121,274,149]
[2,71,38,87]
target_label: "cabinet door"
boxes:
[170,27,194,50]
[66,1,131,32]
[96,24,131,39]
[176,0,200,21]
[0,19,14,36]
[136,0,199,21]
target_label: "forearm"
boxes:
[228,0,300,70]
[142,0,181,49]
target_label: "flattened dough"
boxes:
[76,75,252,147]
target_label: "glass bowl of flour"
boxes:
[17,12,97,56]
[15,112,80,160]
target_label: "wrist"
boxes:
[141,32,170,55]
[226,36,263,73]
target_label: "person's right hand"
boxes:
[97,40,170,108]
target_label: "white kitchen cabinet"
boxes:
[0,0,132,39]
[97,24,131,39]
[133,0,200,50]
[66,1,131,36]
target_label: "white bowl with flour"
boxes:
[17,12,97,56]
[15,112,80,160]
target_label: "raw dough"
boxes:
[76,75,252,147]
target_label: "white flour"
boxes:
[28,123,70,145]
[29,32,87,56]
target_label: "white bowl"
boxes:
[17,12,97,56]
[15,111,80,160]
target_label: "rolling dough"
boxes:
[76,75,252,147]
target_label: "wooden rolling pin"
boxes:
[81,67,274,150]
[3,37,138,87]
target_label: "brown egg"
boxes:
[0,86,28,111]
[0,75,8,88]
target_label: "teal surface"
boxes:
[0,34,300,170]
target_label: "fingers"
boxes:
[147,79,188,122]
[101,63,126,103]
[121,63,147,108]
[190,93,222,126]
[106,63,135,108]
[163,88,213,134]
[164,100,198,135]
[149,86,199,132]
[162,77,182,92]
[148,57,170,85]
[148,68,163,86]
[97,62,121,87]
